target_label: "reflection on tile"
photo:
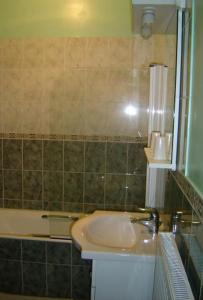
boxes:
[85,142,105,173]
[106,143,127,174]
[64,172,83,203]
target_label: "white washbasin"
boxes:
[71,211,156,261]
[85,214,137,248]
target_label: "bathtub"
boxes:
[0,208,83,242]
[0,209,91,299]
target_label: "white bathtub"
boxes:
[0,209,83,242]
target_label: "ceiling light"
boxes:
[141,7,156,39]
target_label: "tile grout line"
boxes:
[2,139,4,208]
[42,140,44,210]
[70,241,73,298]
[45,241,48,297]
[125,143,129,211]
[22,139,24,209]
[82,141,86,213]
[20,240,24,294]
[103,141,107,210]
[62,140,65,211]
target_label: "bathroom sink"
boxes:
[85,214,138,248]
[71,211,156,261]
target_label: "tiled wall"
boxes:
[0,238,91,299]
[0,137,147,212]
[165,172,203,300]
[0,36,176,137]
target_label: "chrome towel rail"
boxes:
[41,214,79,221]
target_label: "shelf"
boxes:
[144,148,173,169]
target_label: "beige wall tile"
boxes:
[152,35,176,68]
[108,68,135,102]
[108,38,133,67]
[23,39,44,68]
[43,68,64,100]
[2,69,24,101]
[1,39,23,68]
[21,99,42,133]
[133,35,154,68]
[44,38,65,68]
[22,69,44,101]
[84,100,107,135]
[86,68,110,101]
[48,97,65,135]
[64,69,85,101]
[0,36,176,137]
[85,38,109,68]
[1,99,23,133]
[105,101,129,136]
[64,38,86,68]
[63,100,85,135]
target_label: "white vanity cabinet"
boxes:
[90,256,155,300]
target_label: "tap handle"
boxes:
[171,211,183,234]
[149,208,159,220]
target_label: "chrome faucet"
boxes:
[131,208,160,234]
